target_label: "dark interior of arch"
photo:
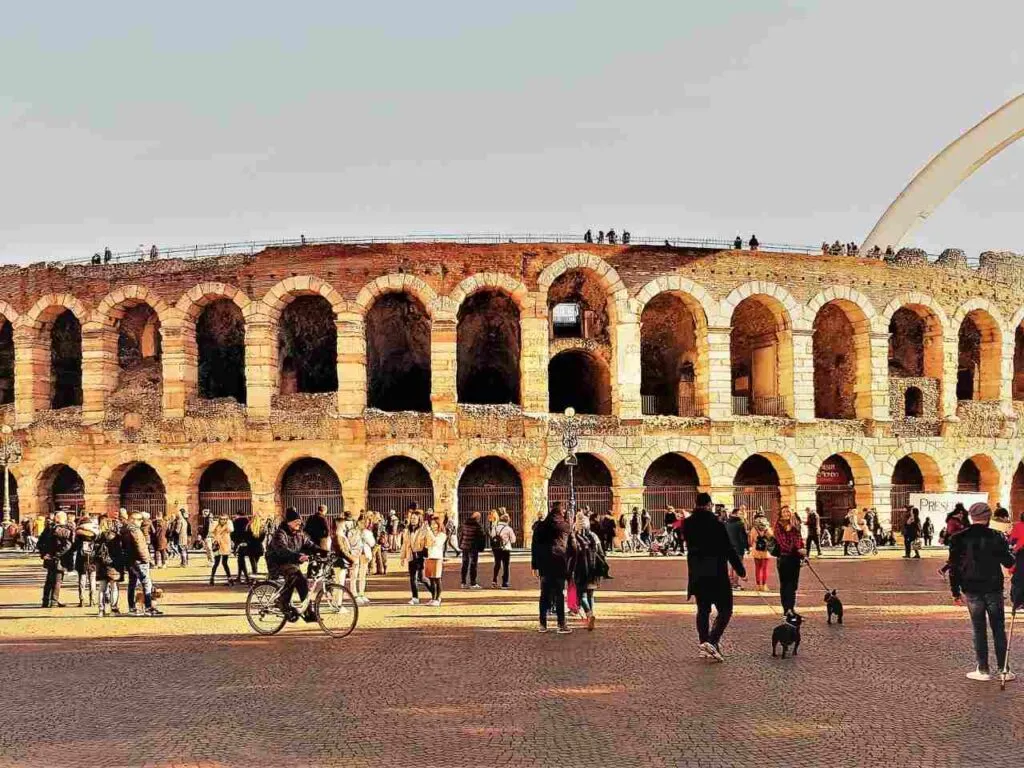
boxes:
[957,459,981,491]
[904,386,923,417]
[279,296,338,394]
[819,454,854,483]
[550,453,612,487]
[197,299,247,402]
[50,465,84,497]
[1015,326,1024,401]
[888,307,925,377]
[730,297,779,397]
[368,456,433,490]
[733,455,780,486]
[641,294,697,410]
[117,303,162,369]
[457,290,521,405]
[1012,463,1024,518]
[957,315,981,400]
[548,350,611,415]
[199,460,252,493]
[459,456,522,489]
[51,310,82,409]
[644,453,700,487]
[892,456,924,486]
[813,303,856,419]
[366,293,431,412]
[547,269,609,343]
[0,320,13,405]
[119,463,167,497]
[281,458,341,494]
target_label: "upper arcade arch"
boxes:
[354,274,440,319]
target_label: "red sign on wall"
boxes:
[817,457,852,486]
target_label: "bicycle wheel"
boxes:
[245,581,288,636]
[315,583,359,638]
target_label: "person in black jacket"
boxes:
[459,511,486,589]
[724,509,749,590]
[949,503,1016,681]
[303,505,330,550]
[38,511,75,608]
[531,501,576,634]
[267,508,328,621]
[682,493,746,661]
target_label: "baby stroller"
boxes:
[648,528,674,557]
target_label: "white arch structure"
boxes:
[862,93,1024,253]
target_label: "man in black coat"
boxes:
[459,511,486,589]
[530,501,576,634]
[724,509,749,590]
[682,493,746,661]
[38,511,74,608]
[303,505,330,550]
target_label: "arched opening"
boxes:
[278,296,338,395]
[815,455,856,532]
[280,457,342,518]
[957,455,1000,505]
[0,320,14,406]
[904,386,924,417]
[40,464,85,514]
[548,350,611,415]
[50,309,83,409]
[643,453,703,529]
[458,456,524,539]
[547,269,610,343]
[888,305,943,418]
[1011,463,1024,519]
[1015,325,1024,402]
[640,293,706,416]
[117,463,167,517]
[366,456,435,517]
[548,453,613,517]
[890,454,943,516]
[732,455,783,521]
[366,292,431,412]
[457,290,521,406]
[196,299,246,403]
[957,309,1001,401]
[813,300,871,419]
[730,296,792,416]
[198,460,253,517]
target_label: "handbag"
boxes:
[424,558,441,579]
[567,581,579,613]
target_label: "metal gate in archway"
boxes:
[366,488,435,518]
[198,491,253,518]
[643,486,698,530]
[120,492,167,518]
[547,485,613,518]
[281,491,344,521]
[458,486,524,542]
[816,486,857,534]
[890,484,922,519]
[732,485,781,523]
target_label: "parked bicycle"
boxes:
[245,552,358,638]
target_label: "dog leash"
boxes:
[802,557,834,593]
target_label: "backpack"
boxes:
[755,534,768,552]
[618,514,627,529]
[79,537,94,557]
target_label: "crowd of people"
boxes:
[583,228,631,245]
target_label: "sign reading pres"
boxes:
[907,493,987,519]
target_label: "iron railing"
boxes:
[52,493,86,514]
[281,491,344,521]
[458,486,525,542]
[120,493,167,518]
[366,488,436,518]
[641,393,701,417]
[547,484,613,518]
[815,486,857,529]
[643,486,699,530]
[198,491,253,518]
[732,486,782,523]
[889,484,923,517]
[732,395,790,417]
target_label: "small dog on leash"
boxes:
[771,611,803,658]
[824,590,844,625]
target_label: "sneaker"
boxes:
[698,644,710,658]
[700,642,725,662]
[967,667,992,681]
[460,583,468,590]
[587,614,596,632]
[556,626,573,635]
[408,598,420,606]
[1000,671,1017,682]
[501,584,510,590]
[129,608,142,616]
[145,607,164,617]
[428,599,440,607]
[538,626,548,633]
[470,584,482,590]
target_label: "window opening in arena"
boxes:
[890,456,925,516]
[115,303,162,394]
[280,458,342,518]
[51,309,83,409]
[548,349,611,415]
[888,305,943,418]
[956,310,1000,402]
[548,453,613,517]
[812,302,866,419]
[366,457,435,519]
[0,319,13,406]
[904,386,924,417]
[457,290,521,406]
[197,299,246,403]
[729,296,792,417]
[278,296,338,395]
[643,453,700,530]
[732,455,781,521]
[458,456,524,540]
[547,270,609,343]
[118,462,166,518]
[366,292,431,412]
[815,455,856,533]
[43,464,85,514]
[198,460,253,517]
[640,293,703,416]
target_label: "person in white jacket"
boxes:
[347,514,376,605]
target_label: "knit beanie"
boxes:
[968,502,991,524]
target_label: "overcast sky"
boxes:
[1,1,1022,263]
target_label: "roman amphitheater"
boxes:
[3,239,1024,541]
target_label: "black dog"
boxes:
[824,590,844,625]
[771,611,803,658]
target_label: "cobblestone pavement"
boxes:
[1,548,1022,768]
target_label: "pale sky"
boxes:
[1,0,1022,263]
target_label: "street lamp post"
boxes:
[0,425,22,525]
[560,407,581,516]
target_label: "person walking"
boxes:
[804,507,821,557]
[122,512,162,616]
[682,493,746,661]
[490,511,517,588]
[444,513,459,558]
[38,511,74,608]
[347,513,375,605]
[197,509,214,563]
[600,511,617,554]
[949,502,1016,681]
[459,511,486,589]
[423,516,447,606]
[170,507,190,566]
[303,505,331,551]
[531,501,575,634]
[400,510,427,605]
[209,513,234,586]
[72,516,99,607]
[748,511,774,591]
[151,513,169,569]
[232,514,252,585]
[773,506,805,615]
[640,508,653,548]
[94,518,124,617]
[571,511,606,631]
[903,507,922,559]
[922,516,935,547]
[724,508,749,590]
[842,509,860,556]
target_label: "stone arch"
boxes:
[957,453,1001,506]
[541,440,629,490]
[260,276,347,324]
[955,304,1003,401]
[364,445,442,479]
[36,462,87,514]
[727,291,795,417]
[195,458,254,518]
[267,281,341,396]
[104,461,168,518]
[454,449,532,488]
[885,447,947,516]
[366,455,436,515]
[880,292,951,336]
[189,453,261,493]
[547,451,616,518]
[633,439,715,489]
[448,273,531,315]
[862,93,1024,252]
[812,450,875,527]
[277,455,345,516]
[537,252,630,315]
[548,349,612,415]
[639,287,709,416]
[175,282,251,322]
[93,285,174,329]
[456,455,526,538]
[19,295,88,413]
[729,450,797,518]
[457,287,522,406]
[809,295,874,419]
[354,274,439,318]
[634,275,722,326]
[877,443,949,486]
[365,290,432,412]
[722,281,806,331]
[22,294,90,328]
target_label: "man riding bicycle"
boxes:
[267,508,350,622]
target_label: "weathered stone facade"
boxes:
[6,242,1024,538]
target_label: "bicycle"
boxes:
[244,552,358,638]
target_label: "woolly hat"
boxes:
[284,507,301,523]
[968,502,991,524]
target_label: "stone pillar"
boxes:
[616,486,644,544]
[1000,338,1015,414]
[245,314,275,422]
[14,326,44,427]
[873,484,893,532]
[161,320,188,419]
[941,336,959,420]
[794,484,816,518]
[614,319,641,419]
[869,332,892,421]
[81,323,115,426]
[430,316,457,414]
[706,327,733,420]
[791,329,815,421]
[520,313,548,413]
[336,312,366,416]
[522,469,548,547]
